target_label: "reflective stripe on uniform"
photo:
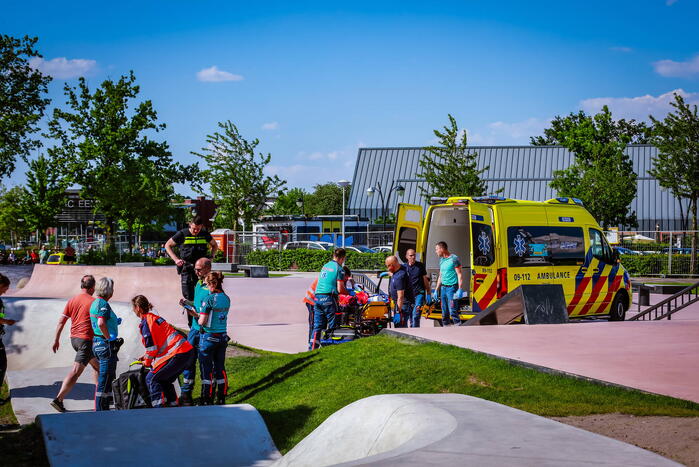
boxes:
[216,379,226,384]
[183,237,209,245]
[201,379,212,385]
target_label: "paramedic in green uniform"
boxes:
[433,241,464,326]
[310,248,348,349]
[165,215,219,327]
[178,257,212,405]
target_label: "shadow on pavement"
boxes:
[233,355,319,402]
[10,382,94,401]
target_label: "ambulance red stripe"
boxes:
[567,276,591,314]
[579,275,609,315]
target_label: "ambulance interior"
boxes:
[424,206,472,303]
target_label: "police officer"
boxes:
[132,295,194,408]
[385,256,413,328]
[165,215,219,327]
[178,257,212,405]
[310,248,348,350]
[404,249,431,327]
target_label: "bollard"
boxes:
[638,285,650,307]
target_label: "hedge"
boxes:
[246,250,390,271]
[619,254,695,276]
[78,249,174,266]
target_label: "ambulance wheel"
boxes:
[433,319,443,327]
[609,293,626,321]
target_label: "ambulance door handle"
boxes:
[592,268,600,273]
[475,278,484,284]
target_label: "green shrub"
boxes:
[619,254,693,276]
[78,248,174,265]
[246,250,390,271]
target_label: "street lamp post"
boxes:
[296,197,307,237]
[337,180,350,248]
[366,181,405,232]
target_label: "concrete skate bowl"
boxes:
[9,264,310,328]
[274,394,678,467]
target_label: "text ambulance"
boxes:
[393,196,632,324]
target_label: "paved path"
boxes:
[392,317,699,403]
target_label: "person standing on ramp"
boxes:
[165,215,219,327]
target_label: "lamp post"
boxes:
[337,180,350,248]
[296,196,307,235]
[366,181,405,231]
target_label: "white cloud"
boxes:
[261,121,279,130]
[196,66,244,82]
[485,118,551,144]
[580,89,699,121]
[652,54,699,78]
[300,150,341,161]
[610,46,632,53]
[28,57,97,79]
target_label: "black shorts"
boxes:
[71,337,94,366]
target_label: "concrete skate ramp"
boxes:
[274,394,678,467]
[38,404,281,467]
[9,264,309,328]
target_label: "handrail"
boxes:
[353,272,385,295]
[629,280,699,321]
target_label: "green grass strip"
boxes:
[214,335,699,453]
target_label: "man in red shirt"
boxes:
[50,275,99,412]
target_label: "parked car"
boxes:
[616,247,641,255]
[283,241,334,251]
[661,247,693,254]
[46,252,66,265]
[344,246,377,253]
[373,245,393,253]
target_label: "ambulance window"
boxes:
[396,227,417,263]
[548,227,585,266]
[589,229,613,263]
[507,226,585,267]
[471,223,495,266]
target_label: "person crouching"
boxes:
[131,295,194,408]
[198,272,230,405]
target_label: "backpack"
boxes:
[112,363,152,410]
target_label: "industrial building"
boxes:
[348,145,682,231]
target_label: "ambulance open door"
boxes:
[393,203,423,263]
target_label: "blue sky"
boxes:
[3,1,698,195]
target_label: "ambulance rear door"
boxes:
[393,203,423,263]
[468,201,498,313]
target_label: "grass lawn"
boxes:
[213,335,699,453]
[0,380,48,466]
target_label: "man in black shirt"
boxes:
[385,255,413,328]
[165,215,219,326]
[404,248,431,327]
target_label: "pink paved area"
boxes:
[394,315,699,403]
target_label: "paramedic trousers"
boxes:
[178,263,197,327]
[411,292,426,328]
[199,333,228,398]
[0,336,6,389]
[147,348,195,408]
[311,294,338,349]
[180,327,201,393]
[306,303,315,349]
[93,337,118,411]
[440,284,461,326]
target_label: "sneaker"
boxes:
[179,392,193,407]
[50,398,66,413]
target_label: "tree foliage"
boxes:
[0,185,31,242]
[649,93,699,274]
[305,183,349,216]
[418,114,491,201]
[46,72,196,246]
[532,106,640,228]
[267,188,308,215]
[20,154,69,241]
[194,121,285,230]
[0,34,52,178]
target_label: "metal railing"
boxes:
[607,230,699,277]
[628,280,699,320]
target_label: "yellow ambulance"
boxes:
[393,196,632,324]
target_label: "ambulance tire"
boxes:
[609,293,626,321]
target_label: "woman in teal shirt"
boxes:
[198,272,230,405]
[90,277,121,411]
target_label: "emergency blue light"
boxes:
[572,198,584,206]
[556,197,569,204]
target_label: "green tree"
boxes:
[19,154,69,242]
[418,114,491,201]
[532,106,640,228]
[649,93,699,274]
[268,188,309,215]
[0,35,52,178]
[193,120,285,230]
[46,72,196,247]
[0,185,31,244]
[305,183,349,216]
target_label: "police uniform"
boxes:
[139,312,194,408]
[388,265,414,328]
[310,260,345,349]
[170,227,213,326]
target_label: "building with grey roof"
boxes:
[348,145,682,231]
